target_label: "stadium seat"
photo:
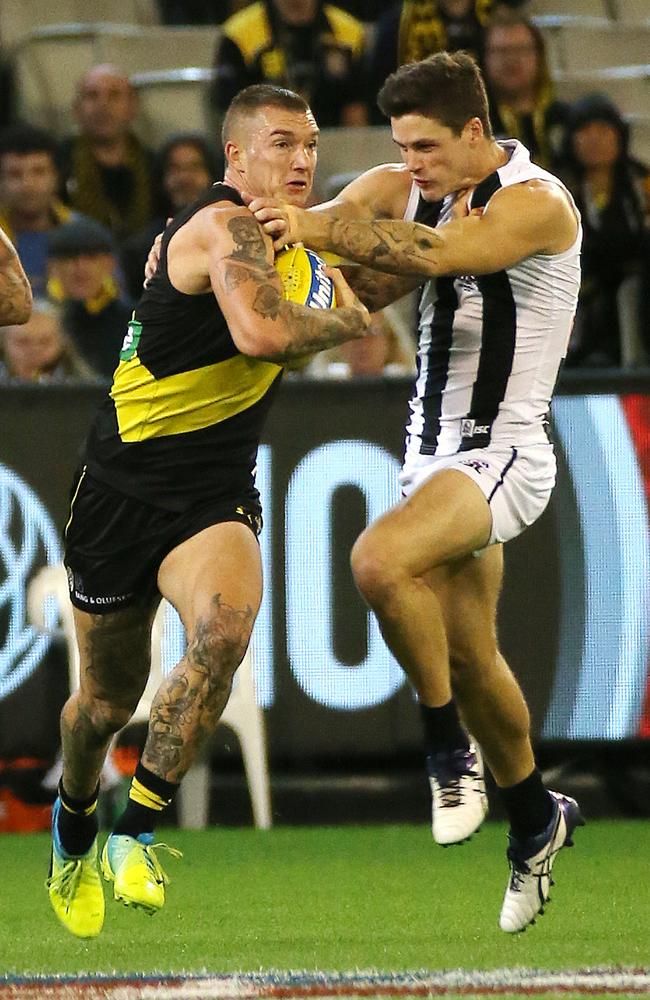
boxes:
[536,16,650,74]
[0,0,157,47]
[131,68,214,146]
[554,65,650,118]
[27,564,272,831]
[529,0,609,18]
[97,25,216,76]
[11,25,107,132]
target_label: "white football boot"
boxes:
[500,790,585,933]
[427,742,488,845]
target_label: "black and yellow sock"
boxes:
[112,762,179,839]
[56,780,99,857]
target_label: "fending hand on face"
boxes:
[241,191,300,251]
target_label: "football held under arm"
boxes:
[208,209,370,362]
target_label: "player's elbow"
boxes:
[230,320,285,360]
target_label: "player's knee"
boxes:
[351,530,404,607]
[77,694,135,738]
[186,620,250,685]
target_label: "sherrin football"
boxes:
[275,245,335,309]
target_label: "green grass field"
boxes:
[1,820,647,981]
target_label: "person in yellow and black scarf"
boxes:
[369,0,525,123]
[60,65,155,242]
[483,9,568,171]
[212,0,369,127]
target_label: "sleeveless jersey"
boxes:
[85,183,282,511]
[403,140,581,458]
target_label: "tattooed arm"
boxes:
[248,165,579,278]
[207,208,370,362]
[340,265,423,312]
[0,229,32,325]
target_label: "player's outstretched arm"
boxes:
[208,207,370,362]
[0,228,32,325]
[249,181,578,279]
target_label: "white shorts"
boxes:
[399,443,557,546]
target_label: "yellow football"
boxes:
[275,245,335,309]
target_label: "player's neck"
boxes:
[469,140,510,187]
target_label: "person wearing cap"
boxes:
[558,93,650,367]
[0,124,92,298]
[47,218,131,380]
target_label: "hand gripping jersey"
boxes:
[403,140,582,459]
[84,184,282,511]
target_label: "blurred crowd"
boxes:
[0,0,648,382]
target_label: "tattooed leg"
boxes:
[61,603,158,799]
[141,594,255,782]
[150,521,263,785]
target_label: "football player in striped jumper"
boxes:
[248,51,585,933]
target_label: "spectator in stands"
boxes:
[0,125,88,298]
[121,133,221,300]
[559,94,650,368]
[60,65,155,241]
[483,9,567,171]
[369,0,525,123]
[47,218,131,380]
[0,299,97,384]
[212,0,369,127]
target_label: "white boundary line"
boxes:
[2,968,650,999]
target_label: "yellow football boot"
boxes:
[47,801,105,938]
[101,833,182,914]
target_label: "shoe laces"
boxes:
[438,777,464,808]
[141,842,183,886]
[46,858,91,909]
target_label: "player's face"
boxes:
[391,113,476,202]
[234,107,319,206]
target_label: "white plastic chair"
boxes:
[27,563,272,829]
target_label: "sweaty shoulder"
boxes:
[485,178,579,255]
[336,162,412,220]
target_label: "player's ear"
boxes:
[225,140,242,170]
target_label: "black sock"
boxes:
[112,762,179,839]
[499,768,554,840]
[56,781,99,857]
[419,699,470,756]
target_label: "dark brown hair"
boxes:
[221,84,311,146]
[377,51,493,137]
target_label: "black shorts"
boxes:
[64,470,262,614]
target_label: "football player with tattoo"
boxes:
[0,227,32,325]
[248,52,584,933]
[47,84,369,938]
